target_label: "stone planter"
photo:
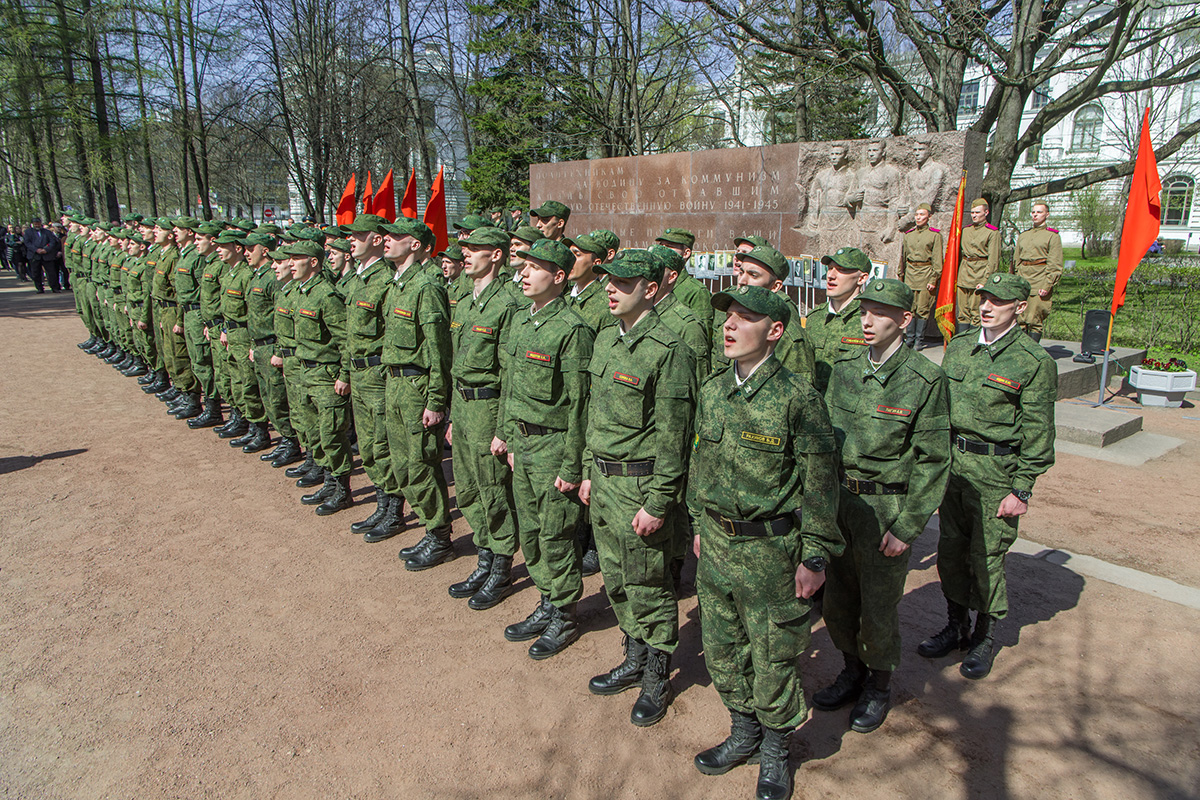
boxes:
[1127,365,1197,408]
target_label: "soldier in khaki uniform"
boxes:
[804,247,871,394]
[816,278,950,735]
[896,204,943,350]
[957,198,1001,329]
[1013,202,1062,342]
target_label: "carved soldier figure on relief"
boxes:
[801,143,858,254]
[852,139,904,248]
[901,140,948,229]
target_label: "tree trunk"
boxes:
[53,0,97,216]
[130,7,158,215]
[81,0,121,221]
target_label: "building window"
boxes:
[1072,105,1103,152]
[1183,84,1200,130]
[1163,175,1194,227]
[1031,81,1051,110]
[1025,142,1041,165]
[958,80,979,114]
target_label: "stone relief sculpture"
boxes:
[853,139,904,247]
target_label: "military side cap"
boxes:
[821,246,871,272]
[214,230,247,245]
[327,238,352,254]
[588,229,620,253]
[596,248,664,283]
[342,214,389,235]
[243,233,275,248]
[437,243,465,261]
[564,233,605,258]
[229,218,256,232]
[915,203,932,213]
[859,278,913,311]
[195,222,223,237]
[742,245,789,280]
[453,214,494,232]
[511,225,545,245]
[650,244,684,275]
[254,223,282,236]
[970,197,989,210]
[530,200,571,220]
[459,227,510,248]
[123,213,144,223]
[517,239,573,273]
[281,240,324,258]
[977,272,1031,301]
[656,228,695,248]
[734,234,771,249]
[712,284,791,324]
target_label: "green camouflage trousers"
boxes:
[349,365,395,493]
[254,351,294,438]
[302,362,351,477]
[824,490,912,671]
[696,513,811,730]
[384,372,450,529]
[183,310,216,400]
[511,428,584,608]
[283,355,313,451]
[451,394,516,556]
[591,469,678,652]
[225,328,264,420]
[160,305,198,392]
[209,327,229,402]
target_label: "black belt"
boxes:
[351,354,383,369]
[388,365,427,377]
[594,457,655,477]
[517,420,562,436]
[111,288,123,295]
[954,434,1017,456]
[129,301,144,309]
[254,335,277,347]
[301,359,337,369]
[278,347,296,357]
[841,473,907,495]
[457,385,500,401]
[157,299,177,308]
[705,509,793,537]
[225,319,247,329]
[183,302,201,312]
[206,316,224,328]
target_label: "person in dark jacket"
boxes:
[23,218,62,293]
[7,225,28,281]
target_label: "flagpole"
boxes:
[1095,314,1115,406]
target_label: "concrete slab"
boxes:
[1054,401,1143,446]
[1055,431,1185,466]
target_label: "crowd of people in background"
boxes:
[2,217,70,293]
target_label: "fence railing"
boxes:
[690,252,890,316]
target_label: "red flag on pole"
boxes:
[424,166,448,256]
[934,169,969,344]
[401,168,418,219]
[373,169,396,222]
[336,174,357,225]
[1111,109,1162,317]
[362,171,374,215]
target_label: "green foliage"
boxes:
[1068,184,1119,259]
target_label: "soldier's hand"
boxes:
[490,436,508,458]
[578,479,592,506]
[693,534,700,558]
[219,331,227,346]
[879,531,910,557]
[632,508,664,538]
[422,408,445,427]
[554,476,579,494]
[335,379,350,396]
[506,452,514,470]
[795,564,826,599]
[173,324,182,334]
[1039,288,1050,298]
[203,326,210,341]
[137,321,148,331]
[997,493,1029,518]
[926,282,936,292]
[270,355,283,368]
[248,349,255,362]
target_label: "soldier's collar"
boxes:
[727,353,781,399]
[298,273,322,293]
[861,342,908,384]
[530,293,566,319]
[828,295,860,320]
[358,258,386,281]
[618,308,660,346]
[471,275,503,307]
[654,290,679,312]
[975,322,1021,355]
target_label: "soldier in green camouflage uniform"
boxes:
[529,200,570,242]
[445,227,522,610]
[919,272,1057,681]
[689,284,842,800]
[1013,202,1062,342]
[505,225,543,308]
[896,204,943,350]
[187,227,227,428]
[957,198,1001,329]
[805,246,871,394]
[499,239,595,660]
[220,233,273,448]
[247,231,295,456]
[149,220,185,401]
[650,245,711,384]
[171,219,213,420]
[440,243,471,312]
[580,249,696,728]
[816,278,950,734]
[275,250,321,483]
[117,231,151,377]
[564,233,610,330]
[655,229,714,337]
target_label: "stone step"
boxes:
[1054,401,1142,448]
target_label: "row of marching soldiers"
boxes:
[61,200,1056,800]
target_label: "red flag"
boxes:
[401,168,418,219]
[934,170,969,345]
[336,174,357,225]
[362,171,374,215]
[1111,109,1162,317]
[373,169,396,223]
[424,166,448,256]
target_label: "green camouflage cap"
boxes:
[283,223,307,240]
[458,227,510,249]
[267,249,289,261]
[195,222,223,237]
[172,216,199,230]
[214,230,247,245]
[112,229,129,239]
[650,244,684,275]
[152,217,173,229]
[858,277,913,312]
[564,233,606,258]
[712,284,792,325]
[253,223,283,236]
[228,218,256,232]
[516,238,573,273]
[530,200,571,220]
[122,213,144,223]
[437,243,465,261]
[243,232,276,249]
[341,214,389,235]
[734,234,771,249]
[821,246,871,272]
[453,214,495,232]
[383,219,434,249]
[97,222,114,232]
[129,233,147,245]
[294,226,326,244]
[327,238,352,254]
[741,245,789,280]
[511,225,545,245]
[281,240,325,258]
[655,228,695,248]
[596,248,665,283]
[977,272,1031,301]
[588,229,620,253]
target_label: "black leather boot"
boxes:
[528,603,579,660]
[917,599,971,658]
[504,595,553,642]
[230,420,260,448]
[84,338,106,354]
[397,528,430,561]
[631,646,673,726]
[913,319,929,350]
[404,524,455,571]
[694,709,762,775]
[350,487,388,533]
[755,727,793,800]
[218,410,249,439]
[301,470,335,505]
[960,614,998,680]
[166,393,188,414]
[364,496,407,543]
[123,357,149,377]
[449,548,493,598]
[241,422,272,453]
[270,437,303,468]
[155,384,178,402]
[850,669,891,733]
[95,342,115,359]
[104,347,126,365]
[142,370,167,393]
[812,652,867,711]
[115,352,135,370]
[1029,330,1043,343]
[173,392,202,420]
[468,553,514,610]
[588,635,646,695]
[138,367,158,385]
[259,439,284,461]
[315,474,352,516]
[579,523,600,576]
[188,397,224,429]
[903,319,917,348]
[285,453,315,478]
[78,335,98,350]
[295,459,325,488]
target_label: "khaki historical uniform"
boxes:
[1013,223,1062,336]
[805,296,866,394]
[897,224,943,318]
[957,222,1001,326]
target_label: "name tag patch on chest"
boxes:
[226,289,243,297]
[987,374,1021,390]
[176,267,189,274]
[841,336,867,346]
[741,431,781,447]
[613,371,640,386]
[356,300,376,310]
[276,307,291,315]
[203,273,215,280]
[394,308,413,319]
[876,405,912,417]
[471,326,494,335]
[298,308,317,318]
[252,287,264,293]
[526,351,552,363]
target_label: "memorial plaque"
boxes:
[530,131,985,274]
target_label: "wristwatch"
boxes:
[1012,489,1032,503]
[802,556,827,573]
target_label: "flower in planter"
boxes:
[1141,357,1190,373]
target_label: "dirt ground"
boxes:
[2,272,1199,800]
